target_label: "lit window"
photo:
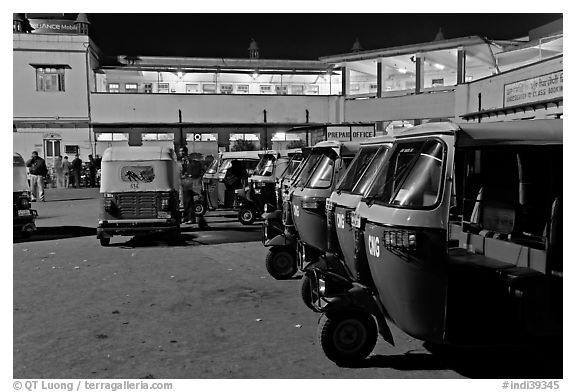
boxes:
[291,85,304,95]
[203,84,216,94]
[260,85,272,94]
[96,133,129,142]
[108,83,120,93]
[275,85,288,95]
[237,84,249,94]
[307,85,319,95]
[125,83,138,93]
[220,84,233,94]
[186,84,200,93]
[158,83,169,93]
[36,67,66,92]
[65,145,79,155]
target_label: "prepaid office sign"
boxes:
[504,71,563,107]
[326,126,374,141]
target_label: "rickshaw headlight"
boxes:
[104,193,114,211]
[325,198,334,212]
[318,278,326,296]
[351,212,362,228]
[161,198,170,211]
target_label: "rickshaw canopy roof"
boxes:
[220,150,274,160]
[102,146,176,162]
[360,134,395,146]
[312,140,361,156]
[390,120,562,147]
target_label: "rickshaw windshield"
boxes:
[218,159,232,174]
[205,159,219,174]
[293,149,333,188]
[281,154,303,179]
[254,155,276,176]
[350,146,391,195]
[306,155,334,188]
[366,139,444,208]
[336,145,380,193]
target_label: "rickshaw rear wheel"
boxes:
[265,247,297,280]
[194,202,207,217]
[317,311,377,365]
[99,237,111,246]
[238,208,256,225]
[301,274,319,312]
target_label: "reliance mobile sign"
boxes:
[28,19,80,34]
[326,125,375,141]
[504,71,563,107]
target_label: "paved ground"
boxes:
[13,188,562,379]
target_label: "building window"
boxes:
[220,84,233,94]
[431,78,444,87]
[144,83,153,93]
[291,85,304,95]
[275,85,288,95]
[186,84,200,93]
[96,133,129,142]
[307,85,319,95]
[36,67,65,92]
[203,84,216,94]
[108,83,120,93]
[237,84,249,94]
[65,145,79,155]
[125,83,138,93]
[157,83,170,93]
[369,83,378,91]
[260,85,272,94]
[142,133,175,141]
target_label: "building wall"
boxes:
[343,90,455,122]
[90,93,342,124]
[13,33,90,121]
[454,56,563,122]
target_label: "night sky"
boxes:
[81,13,561,60]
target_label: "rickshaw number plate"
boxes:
[18,210,31,216]
[157,212,171,219]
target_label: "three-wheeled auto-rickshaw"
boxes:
[319,136,394,295]
[264,141,358,280]
[235,149,303,225]
[202,150,262,211]
[13,152,37,236]
[97,146,181,246]
[308,120,563,364]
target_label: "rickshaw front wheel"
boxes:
[265,247,297,280]
[194,202,207,217]
[99,237,111,247]
[238,208,256,225]
[317,311,377,365]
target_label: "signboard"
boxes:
[28,19,80,34]
[326,126,375,141]
[504,71,563,107]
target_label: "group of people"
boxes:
[178,147,213,227]
[25,151,102,202]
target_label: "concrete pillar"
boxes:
[415,53,424,94]
[457,47,467,84]
[341,66,350,96]
[377,59,387,98]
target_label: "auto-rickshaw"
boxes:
[13,152,37,236]
[235,149,302,225]
[264,141,358,279]
[202,150,262,211]
[97,146,181,246]
[308,120,562,364]
[321,136,394,288]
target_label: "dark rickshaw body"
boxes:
[308,120,562,364]
[13,152,37,235]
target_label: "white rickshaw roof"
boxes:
[102,146,176,162]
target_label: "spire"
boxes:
[434,27,445,41]
[351,37,362,52]
[75,13,90,35]
[248,38,259,59]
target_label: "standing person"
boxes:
[71,154,82,188]
[87,154,97,187]
[95,154,102,186]
[179,147,195,225]
[54,155,64,188]
[25,151,48,202]
[62,156,72,188]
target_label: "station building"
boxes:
[13,14,562,168]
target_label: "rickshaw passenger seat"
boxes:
[474,186,517,237]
